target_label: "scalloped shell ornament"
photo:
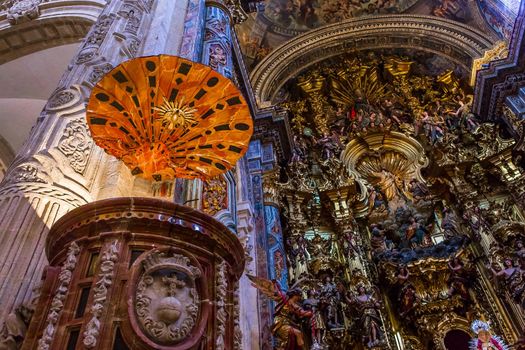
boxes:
[86,55,252,181]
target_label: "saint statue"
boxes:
[469,320,509,350]
[248,276,313,350]
[349,283,385,348]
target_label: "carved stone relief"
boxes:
[57,119,92,174]
[118,37,141,59]
[0,304,34,349]
[3,163,46,185]
[135,250,201,345]
[208,43,228,72]
[7,0,41,25]
[46,87,81,111]
[37,242,80,350]
[88,63,114,86]
[203,7,232,78]
[123,8,141,36]
[83,240,119,348]
[76,14,116,64]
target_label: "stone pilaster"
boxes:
[246,140,272,347]
[0,0,157,323]
[262,168,288,290]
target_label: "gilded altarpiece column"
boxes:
[0,0,156,323]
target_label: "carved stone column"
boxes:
[0,0,160,324]
[22,197,245,349]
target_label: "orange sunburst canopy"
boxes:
[86,55,253,181]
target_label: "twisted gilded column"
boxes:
[0,0,157,323]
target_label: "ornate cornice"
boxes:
[0,0,105,64]
[250,14,494,107]
[46,197,246,278]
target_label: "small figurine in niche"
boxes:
[303,289,326,346]
[447,257,471,300]
[349,283,385,348]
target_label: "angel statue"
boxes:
[469,320,509,350]
[349,282,385,348]
[248,275,313,350]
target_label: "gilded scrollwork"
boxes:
[202,176,228,216]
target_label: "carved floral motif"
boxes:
[202,176,228,216]
[215,260,227,350]
[37,242,80,350]
[83,240,119,348]
[7,0,41,24]
[232,281,242,350]
[58,119,92,174]
[135,250,201,344]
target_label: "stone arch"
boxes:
[0,0,105,64]
[0,134,14,182]
[250,14,496,108]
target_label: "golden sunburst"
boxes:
[153,96,198,130]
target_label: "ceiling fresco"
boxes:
[477,0,518,39]
[237,0,520,73]
[261,0,419,31]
